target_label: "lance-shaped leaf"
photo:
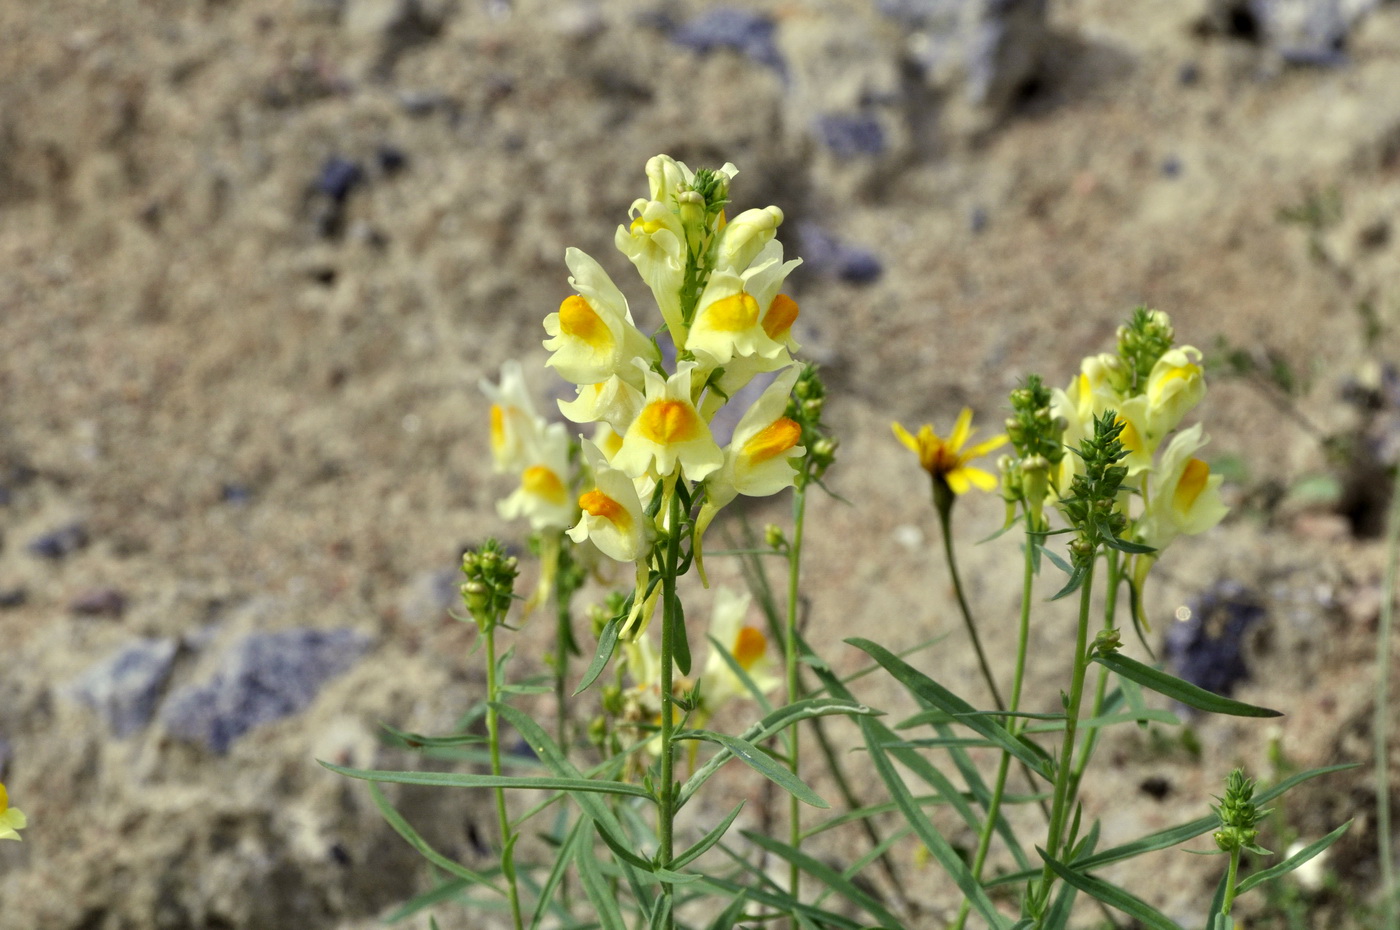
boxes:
[1092,652,1281,717]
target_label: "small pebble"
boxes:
[969,206,989,234]
[315,157,365,204]
[0,589,26,609]
[376,145,407,174]
[221,483,253,505]
[1161,155,1182,178]
[1177,62,1200,86]
[27,522,89,560]
[70,587,127,618]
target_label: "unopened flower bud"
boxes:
[764,523,787,550]
[461,580,491,616]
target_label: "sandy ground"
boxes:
[1,0,1398,927]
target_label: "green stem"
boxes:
[1377,463,1400,928]
[786,484,808,913]
[1069,550,1120,797]
[657,488,684,930]
[952,525,1042,930]
[934,487,1006,711]
[1036,555,1097,917]
[485,623,525,930]
[1221,847,1242,916]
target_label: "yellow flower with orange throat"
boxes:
[893,408,1007,495]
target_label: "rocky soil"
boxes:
[2,0,1399,927]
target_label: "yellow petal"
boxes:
[962,466,1000,492]
[892,421,920,454]
[946,468,973,495]
[966,434,1009,459]
[949,408,974,451]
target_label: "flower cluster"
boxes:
[548,155,809,634]
[1042,309,1229,605]
[482,361,576,535]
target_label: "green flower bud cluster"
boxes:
[787,363,838,485]
[460,539,519,630]
[686,168,731,220]
[1213,769,1273,855]
[1058,411,1130,567]
[1003,374,1066,529]
[1115,306,1175,396]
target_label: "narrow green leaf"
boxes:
[491,706,659,911]
[575,615,622,695]
[863,719,1014,930]
[742,830,902,929]
[383,877,469,923]
[991,763,1361,887]
[1050,561,1088,600]
[575,838,626,930]
[1205,870,1230,930]
[698,873,865,929]
[367,782,504,893]
[1103,534,1155,554]
[1041,543,1072,576]
[705,892,751,930]
[1021,708,1180,734]
[847,638,1054,779]
[1037,848,1180,930]
[672,802,745,869]
[379,721,486,749]
[528,815,589,930]
[677,697,878,807]
[1092,652,1282,717]
[1236,819,1353,894]
[669,590,691,676]
[680,729,828,808]
[321,760,651,799]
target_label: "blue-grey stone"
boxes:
[71,638,179,738]
[798,223,883,285]
[670,9,784,73]
[160,628,372,753]
[1163,582,1266,703]
[814,113,887,158]
[27,521,89,560]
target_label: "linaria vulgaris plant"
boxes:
[324,156,1353,930]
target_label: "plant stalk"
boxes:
[786,484,808,914]
[657,488,684,930]
[485,622,525,930]
[1036,555,1097,917]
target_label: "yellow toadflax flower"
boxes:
[688,240,802,369]
[543,248,658,387]
[496,422,575,533]
[699,587,780,714]
[612,361,723,482]
[568,440,652,564]
[0,782,26,841]
[481,360,546,475]
[893,408,1007,495]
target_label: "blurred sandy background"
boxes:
[2,0,1399,927]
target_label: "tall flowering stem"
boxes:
[1033,411,1132,919]
[461,541,524,930]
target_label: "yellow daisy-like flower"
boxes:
[892,408,1007,494]
[0,782,27,841]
